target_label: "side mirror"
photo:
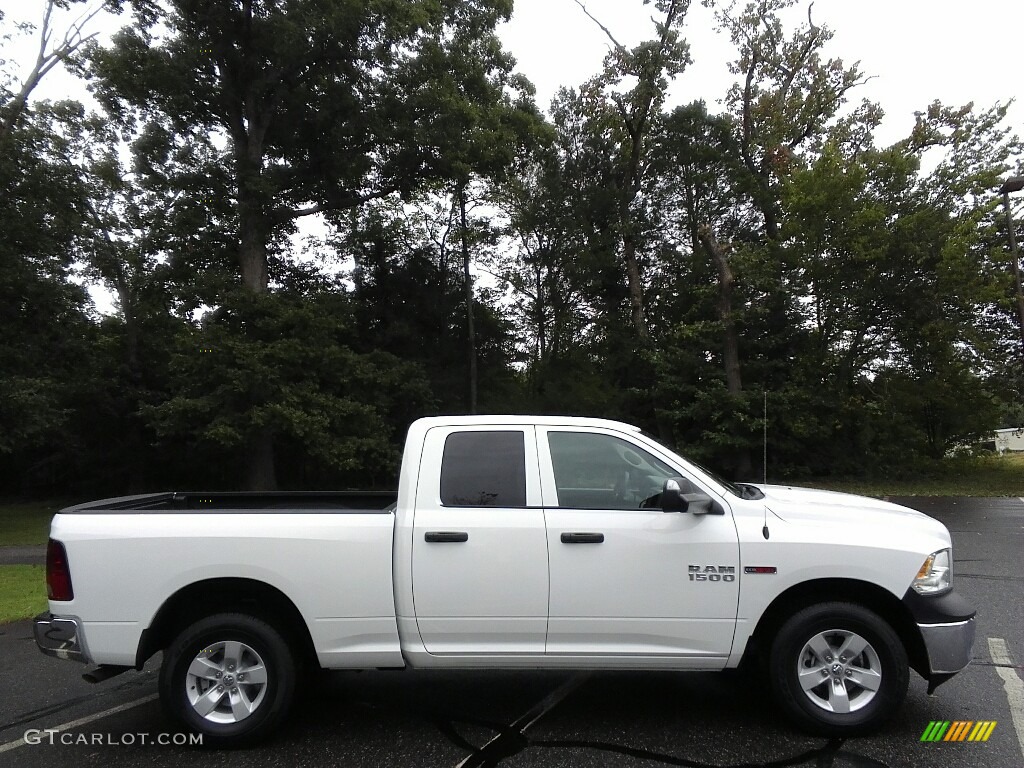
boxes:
[685,492,719,515]
[661,478,689,512]
[661,478,723,515]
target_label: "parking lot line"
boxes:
[0,694,159,755]
[988,637,1024,759]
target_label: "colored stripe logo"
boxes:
[920,721,997,742]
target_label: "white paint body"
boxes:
[49,416,953,671]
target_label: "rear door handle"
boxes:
[560,532,605,544]
[424,531,469,543]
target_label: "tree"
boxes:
[713,0,873,239]
[0,99,95,490]
[403,11,545,412]
[643,0,876,476]
[490,148,588,396]
[73,114,235,489]
[147,283,437,490]
[571,0,693,340]
[492,92,646,419]
[0,1,109,143]
[90,0,529,488]
[650,101,795,473]
[340,196,525,416]
[780,96,1022,466]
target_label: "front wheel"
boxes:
[769,602,908,736]
[159,613,296,747]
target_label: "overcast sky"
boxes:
[7,0,1021,148]
[501,0,1023,147]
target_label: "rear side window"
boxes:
[440,431,526,507]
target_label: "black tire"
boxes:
[158,613,296,748]
[769,602,908,736]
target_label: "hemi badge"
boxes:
[744,566,777,574]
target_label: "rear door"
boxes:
[411,426,548,654]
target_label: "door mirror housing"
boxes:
[661,478,722,515]
[661,478,689,512]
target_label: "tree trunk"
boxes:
[458,184,478,414]
[698,225,753,479]
[623,231,648,340]
[115,278,147,491]
[246,425,277,491]
[114,278,141,384]
[1,0,108,144]
[1002,193,1024,358]
[238,191,269,292]
[532,262,547,397]
[762,194,781,242]
[235,138,277,488]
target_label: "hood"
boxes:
[751,484,949,540]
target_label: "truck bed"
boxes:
[61,491,398,512]
[50,491,403,669]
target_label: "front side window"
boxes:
[548,431,689,509]
[440,431,527,507]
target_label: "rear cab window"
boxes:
[440,431,527,507]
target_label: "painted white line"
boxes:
[988,637,1024,759]
[0,693,159,755]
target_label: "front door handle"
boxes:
[424,531,469,543]
[560,532,605,544]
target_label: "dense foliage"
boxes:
[1,0,1021,496]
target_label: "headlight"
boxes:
[912,548,952,595]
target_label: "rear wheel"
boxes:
[159,613,296,747]
[769,602,908,735]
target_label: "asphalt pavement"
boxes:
[0,546,44,565]
[1,496,1021,767]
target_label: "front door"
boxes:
[411,425,548,654]
[539,428,740,663]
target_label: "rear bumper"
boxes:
[34,612,89,663]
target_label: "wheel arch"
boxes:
[136,578,318,671]
[742,578,927,678]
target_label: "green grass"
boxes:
[0,565,47,624]
[0,501,62,546]
[803,453,1024,498]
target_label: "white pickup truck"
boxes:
[35,416,975,746]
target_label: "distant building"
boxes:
[994,427,1024,454]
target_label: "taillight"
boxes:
[46,539,74,601]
